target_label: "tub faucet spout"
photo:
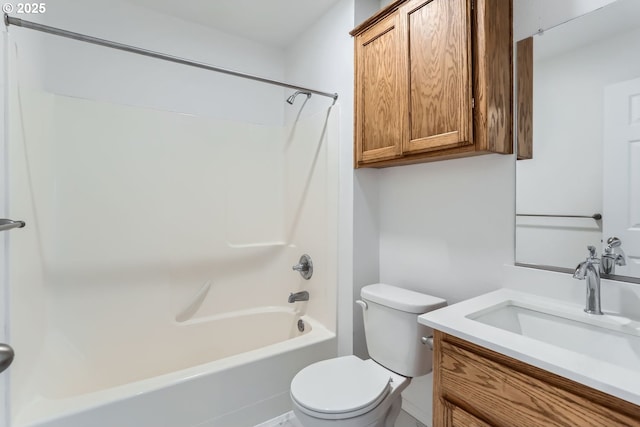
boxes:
[288,291,309,303]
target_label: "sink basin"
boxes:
[418,288,640,406]
[468,302,640,371]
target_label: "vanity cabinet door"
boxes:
[401,0,473,154]
[434,397,495,427]
[450,405,493,427]
[433,331,640,427]
[354,11,407,165]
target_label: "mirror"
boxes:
[515,0,640,282]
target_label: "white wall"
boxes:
[378,155,515,304]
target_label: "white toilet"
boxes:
[290,283,447,427]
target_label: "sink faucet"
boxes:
[573,245,602,315]
[288,291,309,303]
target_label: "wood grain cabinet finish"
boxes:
[517,36,533,160]
[403,0,472,154]
[351,0,513,168]
[433,331,640,427]
[354,12,406,164]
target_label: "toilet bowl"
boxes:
[290,284,446,427]
[290,356,409,427]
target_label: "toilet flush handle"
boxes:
[421,336,434,350]
[355,300,367,310]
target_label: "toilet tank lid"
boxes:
[361,283,447,313]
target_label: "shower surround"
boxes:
[8,87,339,426]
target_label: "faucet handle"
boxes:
[602,237,626,272]
[606,237,626,265]
[587,245,597,258]
[606,236,622,249]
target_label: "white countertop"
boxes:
[418,288,640,406]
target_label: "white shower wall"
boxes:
[13,0,286,125]
[8,85,338,422]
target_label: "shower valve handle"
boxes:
[292,254,313,280]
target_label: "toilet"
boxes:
[290,283,447,427]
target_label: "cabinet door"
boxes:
[402,0,473,154]
[450,405,493,427]
[434,398,495,427]
[438,339,640,427]
[354,12,407,165]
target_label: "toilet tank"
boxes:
[359,283,447,377]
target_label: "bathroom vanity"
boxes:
[419,289,640,427]
[433,332,639,427]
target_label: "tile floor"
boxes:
[255,410,427,427]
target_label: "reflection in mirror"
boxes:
[515,0,640,282]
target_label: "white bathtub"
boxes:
[14,307,336,427]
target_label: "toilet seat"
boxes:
[290,356,392,420]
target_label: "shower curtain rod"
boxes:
[4,14,339,102]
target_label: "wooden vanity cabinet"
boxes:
[433,331,640,427]
[351,0,513,168]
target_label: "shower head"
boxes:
[286,91,312,105]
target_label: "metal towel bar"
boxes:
[516,213,602,220]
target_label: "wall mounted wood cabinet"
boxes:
[433,331,640,427]
[351,0,513,168]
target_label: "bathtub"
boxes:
[13,307,336,427]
